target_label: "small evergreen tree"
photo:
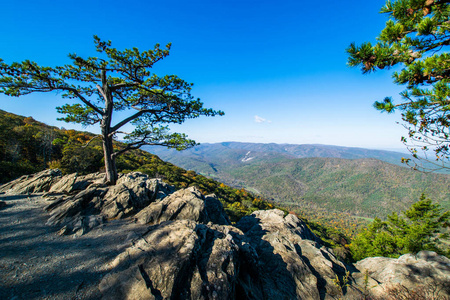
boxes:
[347,0,450,170]
[351,194,450,261]
[0,36,223,184]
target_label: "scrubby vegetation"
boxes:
[350,194,450,260]
[0,110,61,181]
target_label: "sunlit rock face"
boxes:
[354,251,450,299]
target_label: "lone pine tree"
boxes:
[0,36,223,184]
[347,0,450,171]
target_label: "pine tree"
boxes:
[350,194,450,261]
[347,0,450,171]
[0,36,223,184]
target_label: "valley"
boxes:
[144,142,450,223]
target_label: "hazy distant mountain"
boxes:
[144,142,411,174]
[218,142,409,162]
[144,142,450,219]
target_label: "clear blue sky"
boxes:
[0,0,408,151]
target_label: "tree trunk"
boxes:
[103,133,117,185]
[99,68,118,185]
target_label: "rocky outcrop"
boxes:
[101,172,174,219]
[134,186,230,226]
[42,171,229,236]
[236,210,361,299]
[0,169,62,195]
[43,172,175,235]
[99,220,250,300]
[354,251,450,298]
[99,209,363,300]
[2,169,450,299]
[45,184,109,236]
[47,172,105,194]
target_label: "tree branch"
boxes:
[110,108,158,133]
[110,81,140,91]
[96,84,108,102]
[82,135,101,148]
[66,87,103,115]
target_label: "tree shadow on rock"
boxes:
[236,214,299,300]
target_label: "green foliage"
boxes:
[0,110,62,182]
[332,270,350,299]
[347,0,450,171]
[57,134,103,175]
[350,194,450,261]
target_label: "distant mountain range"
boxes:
[145,142,411,170]
[144,142,450,219]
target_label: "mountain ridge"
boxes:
[144,141,413,172]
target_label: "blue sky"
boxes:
[0,0,409,151]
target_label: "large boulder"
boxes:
[134,186,230,226]
[236,209,361,299]
[47,172,105,194]
[44,172,109,235]
[101,172,175,219]
[354,251,450,298]
[0,169,62,195]
[99,220,257,300]
[44,172,175,235]
[45,185,109,235]
[42,171,231,236]
[100,209,363,300]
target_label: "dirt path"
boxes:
[0,194,149,300]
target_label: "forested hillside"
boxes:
[228,157,450,218]
[144,142,450,221]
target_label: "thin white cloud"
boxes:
[254,115,272,123]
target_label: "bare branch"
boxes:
[67,87,103,115]
[96,84,108,101]
[82,135,101,148]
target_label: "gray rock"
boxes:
[99,220,258,300]
[0,169,62,195]
[43,172,176,235]
[45,185,109,235]
[354,250,450,298]
[134,186,230,226]
[47,173,78,194]
[236,209,361,299]
[101,172,174,219]
[47,172,105,194]
[101,209,362,300]
[204,194,231,226]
